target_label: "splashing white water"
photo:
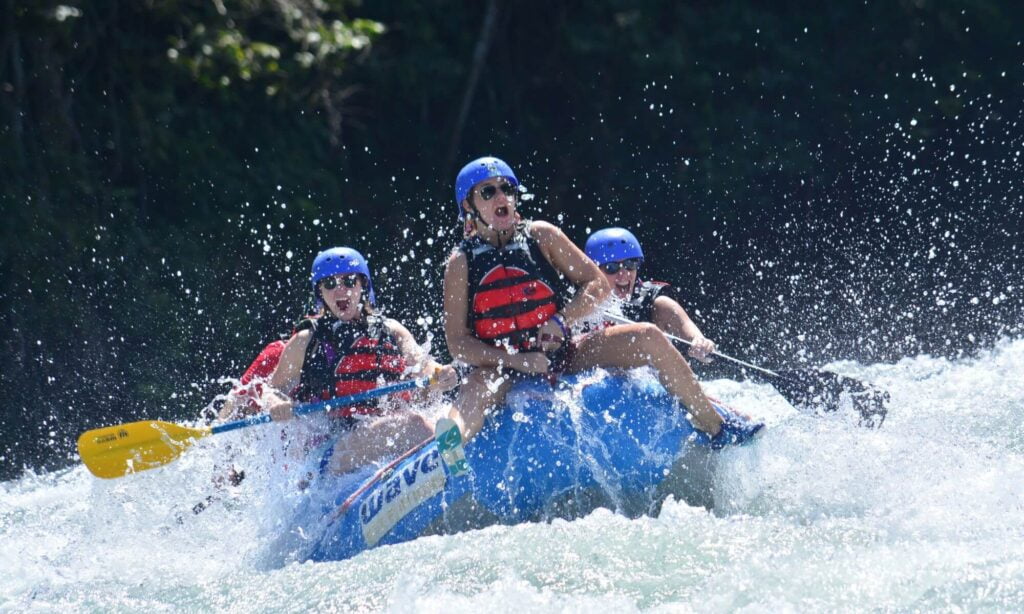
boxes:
[3,339,1024,611]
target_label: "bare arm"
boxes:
[651,295,700,339]
[530,220,610,325]
[386,318,428,370]
[385,318,459,390]
[269,330,312,393]
[651,294,716,361]
[263,330,314,420]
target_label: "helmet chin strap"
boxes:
[465,195,489,228]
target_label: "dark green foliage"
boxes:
[1,0,1022,479]
[1,0,384,477]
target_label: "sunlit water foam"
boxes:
[3,338,1023,611]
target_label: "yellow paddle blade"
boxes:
[77,420,213,479]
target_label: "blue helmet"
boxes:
[454,156,520,220]
[310,247,377,307]
[585,227,644,266]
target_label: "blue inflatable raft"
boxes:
[276,371,755,564]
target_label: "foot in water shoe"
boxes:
[435,417,471,477]
[709,416,765,450]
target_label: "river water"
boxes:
[3,338,1023,612]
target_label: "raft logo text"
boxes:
[360,447,446,545]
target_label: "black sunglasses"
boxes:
[477,182,518,201]
[320,274,361,290]
[600,259,641,274]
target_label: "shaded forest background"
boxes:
[2,0,1022,480]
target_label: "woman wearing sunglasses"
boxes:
[443,157,754,447]
[585,227,716,362]
[442,156,608,440]
[261,247,459,474]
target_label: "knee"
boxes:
[464,367,506,395]
[635,322,670,351]
[455,368,509,414]
[464,367,493,386]
[413,416,433,440]
[373,413,430,448]
[398,412,431,436]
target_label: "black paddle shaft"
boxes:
[765,368,889,428]
[601,311,890,428]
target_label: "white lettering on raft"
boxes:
[359,447,445,546]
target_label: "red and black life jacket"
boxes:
[294,315,408,418]
[460,221,566,351]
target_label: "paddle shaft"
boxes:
[78,375,435,479]
[602,310,890,427]
[180,376,431,508]
[601,311,785,380]
[211,376,430,435]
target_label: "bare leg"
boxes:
[330,412,433,475]
[569,323,723,436]
[447,366,515,441]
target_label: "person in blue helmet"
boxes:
[585,227,716,362]
[442,156,608,440]
[261,247,460,474]
[443,157,759,448]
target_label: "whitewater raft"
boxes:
[276,371,758,564]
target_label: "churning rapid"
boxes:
[3,338,1023,611]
